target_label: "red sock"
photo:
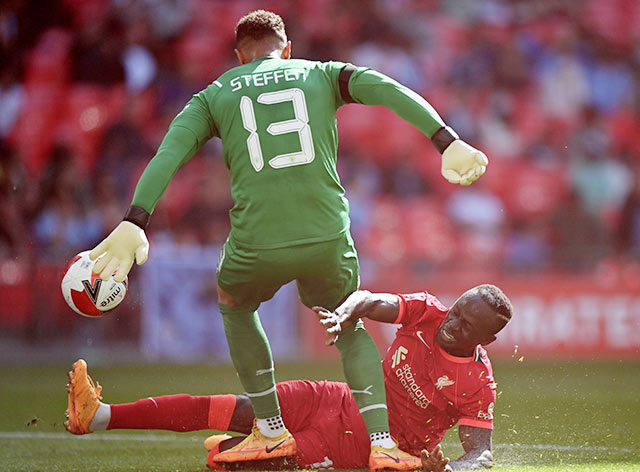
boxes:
[108,394,212,431]
[208,394,236,431]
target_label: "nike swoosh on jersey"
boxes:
[416,331,431,349]
[265,440,286,454]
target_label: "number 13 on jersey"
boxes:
[239,88,315,172]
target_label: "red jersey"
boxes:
[383,291,496,456]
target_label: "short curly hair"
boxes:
[235,10,286,47]
[476,284,513,325]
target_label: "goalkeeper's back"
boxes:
[128,9,460,252]
[196,57,352,249]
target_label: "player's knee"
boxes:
[217,284,239,307]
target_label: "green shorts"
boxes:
[216,232,360,314]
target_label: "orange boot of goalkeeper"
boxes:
[64,359,102,435]
[369,441,422,471]
[212,419,296,462]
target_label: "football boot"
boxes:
[369,441,422,471]
[212,419,296,462]
[64,359,102,434]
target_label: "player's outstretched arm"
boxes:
[420,445,451,472]
[344,67,487,186]
[90,93,216,282]
[312,290,400,345]
[449,425,493,470]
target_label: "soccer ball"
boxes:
[61,250,128,318]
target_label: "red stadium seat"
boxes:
[480,160,569,221]
[58,85,126,172]
[361,197,458,268]
[403,198,457,264]
[361,197,409,267]
[0,261,31,329]
[11,84,66,176]
[23,28,72,86]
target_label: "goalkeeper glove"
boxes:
[89,206,150,282]
[432,126,488,186]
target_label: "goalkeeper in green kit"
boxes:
[86,10,488,471]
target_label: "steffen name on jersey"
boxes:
[229,69,309,92]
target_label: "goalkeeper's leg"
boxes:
[296,235,391,439]
[333,319,389,434]
[297,234,422,471]
[219,307,281,421]
[214,305,296,462]
[214,238,296,461]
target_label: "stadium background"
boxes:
[1,1,639,471]
[2,0,639,361]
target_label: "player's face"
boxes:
[436,290,501,356]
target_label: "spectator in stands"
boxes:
[31,145,103,259]
[616,166,640,261]
[548,187,610,271]
[0,142,30,259]
[569,107,633,218]
[71,15,126,85]
[0,59,25,139]
[3,0,640,280]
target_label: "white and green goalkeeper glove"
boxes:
[89,207,150,282]
[432,126,488,186]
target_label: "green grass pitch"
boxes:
[0,359,638,471]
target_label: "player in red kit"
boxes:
[315,283,512,470]
[65,284,512,471]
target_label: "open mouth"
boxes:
[440,328,455,342]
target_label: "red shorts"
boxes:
[276,380,370,469]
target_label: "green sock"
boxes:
[221,309,280,418]
[335,319,389,433]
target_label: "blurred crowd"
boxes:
[2,0,640,292]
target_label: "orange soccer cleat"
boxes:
[64,359,102,435]
[369,442,422,471]
[212,419,296,462]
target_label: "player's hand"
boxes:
[89,221,149,282]
[312,306,342,346]
[312,290,372,345]
[448,449,493,470]
[420,445,451,472]
[441,140,488,186]
[472,450,493,469]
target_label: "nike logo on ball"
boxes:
[265,440,286,453]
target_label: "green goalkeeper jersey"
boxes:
[131,57,445,249]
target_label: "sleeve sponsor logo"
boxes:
[477,402,494,420]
